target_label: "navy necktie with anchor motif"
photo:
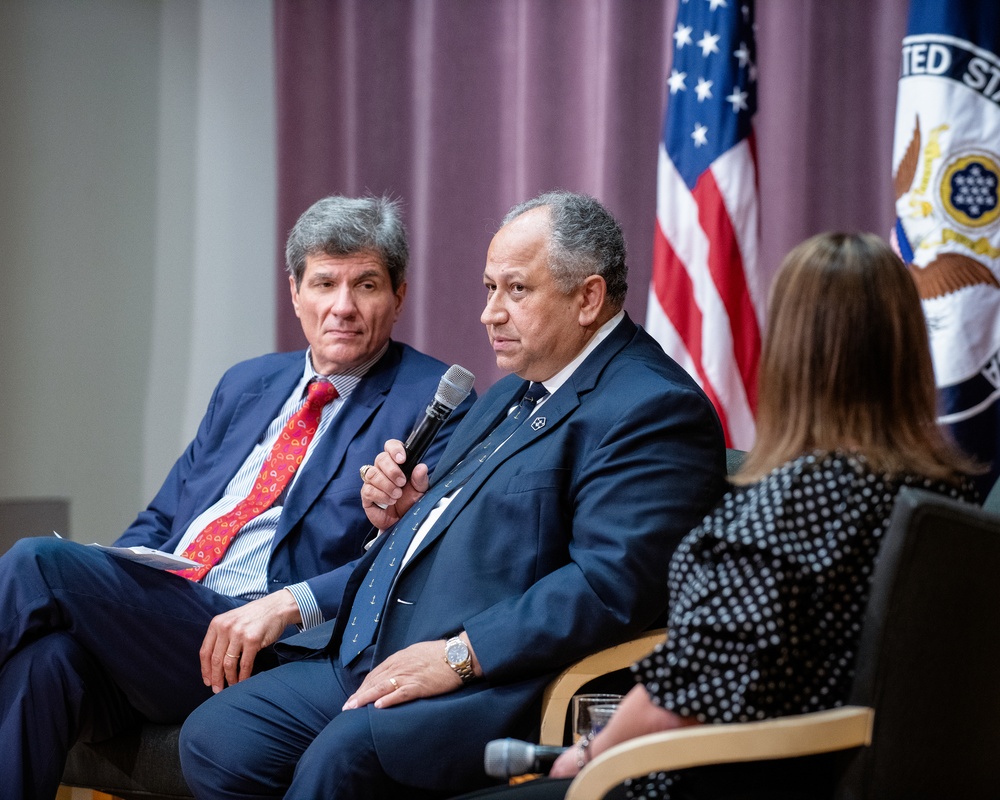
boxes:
[339,381,549,666]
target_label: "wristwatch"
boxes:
[445,636,476,683]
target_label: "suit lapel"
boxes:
[276,345,402,540]
[427,381,523,479]
[400,314,638,569]
[197,356,305,512]
[404,390,574,563]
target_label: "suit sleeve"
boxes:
[464,382,726,682]
[299,390,476,620]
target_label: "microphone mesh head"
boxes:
[435,364,475,409]
[483,738,531,779]
[483,739,526,778]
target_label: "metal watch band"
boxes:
[445,637,476,683]
[451,658,475,682]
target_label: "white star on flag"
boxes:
[691,123,709,146]
[726,87,748,111]
[733,42,751,67]
[697,31,721,56]
[708,0,729,10]
[668,69,688,94]
[674,24,693,49]
[695,77,714,101]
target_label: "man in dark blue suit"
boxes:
[180,191,727,799]
[0,195,471,799]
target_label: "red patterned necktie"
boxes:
[172,379,339,582]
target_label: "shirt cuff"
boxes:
[284,582,324,630]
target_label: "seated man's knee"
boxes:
[179,701,213,767]
[5,535,58,562]
[179,694,251,792]
[181,676,329,797]
[4,536,81,575]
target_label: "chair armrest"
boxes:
[565,705,874,800]
[539,629,667,746]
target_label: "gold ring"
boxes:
[360,464,374,481]
[389,677,399,690]
[225,652,239,660]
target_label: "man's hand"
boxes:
[342,635,480,711]
[200,589,302,693]
[360,438,429,529]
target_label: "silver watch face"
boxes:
[446,639,469,664]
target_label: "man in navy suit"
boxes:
[180,191,727,799]
[0,195,471,799]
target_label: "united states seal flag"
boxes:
[892,0,1000,496]
[645,0,762,450]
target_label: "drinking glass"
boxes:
[571,693,622,742]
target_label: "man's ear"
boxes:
[289,274,302,318]
[578,275,607,327]
[393,281,407,319]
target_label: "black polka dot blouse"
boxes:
[624,451,975,800]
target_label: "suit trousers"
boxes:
[180,650,443,800]
[0,537,246,798]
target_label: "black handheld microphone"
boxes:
[483,738,568,779]
[400,364,476,478]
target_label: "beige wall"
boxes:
[0,0,277,544]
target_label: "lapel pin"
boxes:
[531,417,546,431]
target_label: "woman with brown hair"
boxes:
[468,232,979,800]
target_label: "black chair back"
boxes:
[837,487,1000,799]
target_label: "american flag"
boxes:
[645,0,762,450]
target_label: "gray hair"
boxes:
[285,195,408,290]
[502,190,628,309]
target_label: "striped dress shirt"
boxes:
[171,345,386,629]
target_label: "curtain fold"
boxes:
[275,0,906,392]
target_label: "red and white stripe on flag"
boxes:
[646,0,763,450]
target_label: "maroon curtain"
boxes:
[275,0,907,391]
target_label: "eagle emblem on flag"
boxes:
[893,117,1000,300]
